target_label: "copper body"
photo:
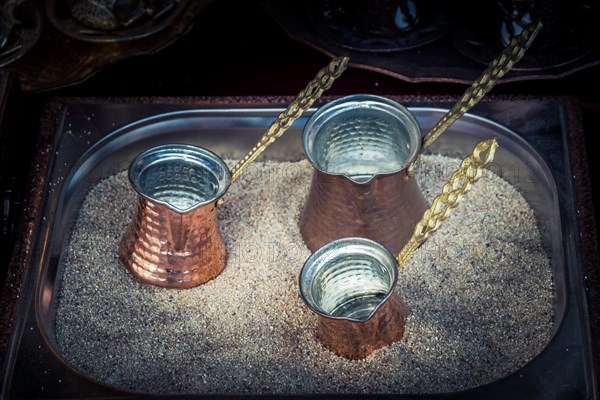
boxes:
[119,144,230,288]
[300,237,409,360]
[300,94,428,254]
[300,168,427,255]
[316,291,409,360]
[119,196,227,288]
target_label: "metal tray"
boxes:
[1,99,595,399]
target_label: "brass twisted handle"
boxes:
[397,137,499,269]
[229,56,350,182]
[407,21,541,177]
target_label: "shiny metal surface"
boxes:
[119,144,230,288]
[303,95,421,181]
[300,237,397,320]
[129,144,230,211]
[2,100,594,399]
[300,94,428,254]
[300,237,408,359]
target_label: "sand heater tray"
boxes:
[0,96,596,399]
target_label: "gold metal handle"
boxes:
[229,56,350,182]
[407,21,541,177]
[397,137,499,269]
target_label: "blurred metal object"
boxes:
[68,0,176,30]
[0,0,42,68]
[262,0,600,82]
[46,0,190,42]
[15,1,209,92]
[407,20,540,176]
[229,56,349,182]
[307,0,451,52]
[343,0,419,35]
[299,94,428,255]
[453,0,598,71]
[398,138,499,267]
[499,0,534,47]
[119,144,230,288]
[299,237,409,360]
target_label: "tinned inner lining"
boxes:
[308,246,396,322]
[310,109,419,183]
[130,145,230,213]
[137,158,220,211]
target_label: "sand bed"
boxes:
[55,156,554,394]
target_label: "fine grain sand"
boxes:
[55,156,555,395]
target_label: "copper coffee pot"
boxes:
[118,144,231,288]
[299,138,498,359]
[299,94,428,255]
[299,21,540,254]
[119,56,349,288]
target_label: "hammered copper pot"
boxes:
[299,237,410,360]
[300,94,428,255]
[119,144,230,289]
[118,57,349,289]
